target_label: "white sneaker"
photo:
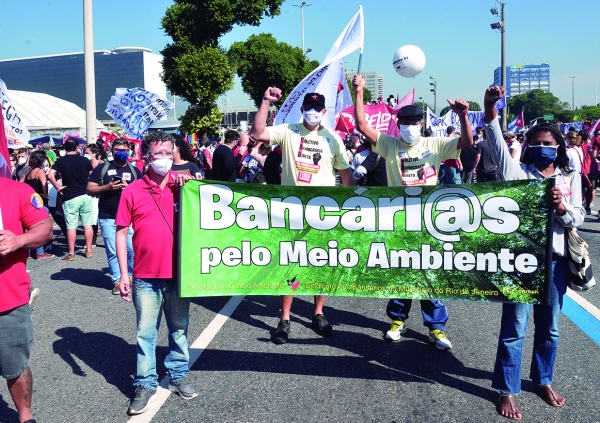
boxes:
[385,320,407,341]
[428,329,452,350]
[29,288,40,308]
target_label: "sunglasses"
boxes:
[304,105,324,112]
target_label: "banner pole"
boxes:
[357,53,363,75]
[545,177,556,305]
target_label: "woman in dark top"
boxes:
[21,150,54,259]
[172,135,202,178]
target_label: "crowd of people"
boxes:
[1,78,593,421]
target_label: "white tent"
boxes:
[7,90,105,133]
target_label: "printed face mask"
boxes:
[303,108,324,126]
[528,145,558,168]
[399,125,422,146]
[150,156,172,176]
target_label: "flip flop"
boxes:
[537,384,566,407]
[497,393,522,420]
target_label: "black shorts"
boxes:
[0,303,34,379]
[589,173,600,189]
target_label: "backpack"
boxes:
[251,169,267,184]
[99,161,139,186]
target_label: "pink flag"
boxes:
[334,103,399,137]
[394,89,415,111]
[588,119,600,141]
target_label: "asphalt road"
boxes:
[1,211,600,423]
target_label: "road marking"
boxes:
[563,289,600,346]
[128,295,244,423]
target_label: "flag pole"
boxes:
[357,53,363,75]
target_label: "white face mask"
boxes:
[399,125,422,146]
[18,157,27,165]
[303,109,324,126]
[42,161,50,172]
[59,150,66,157]
[150,156,172,176]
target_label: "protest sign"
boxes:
[0,79,30,148]
[179,179,552,304]
[105,88,173,139]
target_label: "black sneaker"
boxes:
[271,319,291,344]
[128,385,158,415]
[168,376,198,400]
[311,314,333,337]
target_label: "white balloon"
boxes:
[392,45,426,78]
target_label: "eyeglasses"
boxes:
[149,151,173,158]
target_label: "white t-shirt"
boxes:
[509,140,522,162]
[567,146,583,173]
[374,132,460,186]
[266,123,350,186]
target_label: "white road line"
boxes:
[566,288,600,321]
[128,295,245,423]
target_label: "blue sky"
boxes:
[1,0,599,113]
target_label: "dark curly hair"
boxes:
[142,132,175,156]
[28,150,48,169]
[522,123,571,173]
[174,135,198,163]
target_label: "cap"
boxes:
[25,144,34,149]
[397,105,424,121]
[302,92,326,110]
[42,143,51,149]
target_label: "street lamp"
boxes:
[429,76,437,114]
[293,2,312,54]
[569,76,575,110]
[490,1,506,131]
[418,96,426,127]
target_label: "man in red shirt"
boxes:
[115,132,196,415]
[0,177,53,423]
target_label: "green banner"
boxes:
[179,179,551,303]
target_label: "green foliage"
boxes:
[507,89,571,124]
[346,78,372,105]
[228,33,319,107]
[160,0,285,136]
[438,101,481,116]
[581,106,600,121]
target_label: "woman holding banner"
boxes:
[483,86,584,420]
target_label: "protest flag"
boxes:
[274,7,364,130]
[572,108,581,122]
[393,89,415,112]
[588,119,600,141]
[334,113,355,135]
[0,106,11,179]
[508,112,525,132]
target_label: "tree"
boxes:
[438,101,481,116]
[581,106,600,122]
[161,0,285,135]
[228,33,319,107]
[507,89,571,124]
[347,78,372,105]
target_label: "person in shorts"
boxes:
[0,177,53,423]
[48,140,94,260]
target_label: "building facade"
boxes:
[0,47,166,121]
[345,70,384,101]
[493,63,550,98]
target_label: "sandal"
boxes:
[537,384,566,407]
[497,393,522,420]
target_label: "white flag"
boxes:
[0,79,31,147]
[321,6,364,66]
[105,88,173,139]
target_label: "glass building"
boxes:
[493,63,550,98]
[0,47,166,121]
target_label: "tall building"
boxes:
[345,70,384,101]
[493,63,550,98]
[0,47,166,121]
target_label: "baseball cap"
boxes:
[397,105,424,120]
[302,93,326,110]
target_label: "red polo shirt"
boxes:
[115,172,178,279]
[0,178,50,312]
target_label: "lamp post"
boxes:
[429,76,437,114]
[491,1,506,131]
[293,2,312,54]
[83,0,96,143]
[569,76,575,110]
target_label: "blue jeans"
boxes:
[492,257,567,394]
[386,299,449,330]
[98,218,134,284]
[35,206,50,255]
[132,278,191,389]
[444,166,462,185]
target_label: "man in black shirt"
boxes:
[263,145,282,185]
[460,136,477,183]
[352,142,388,186]
[87,138,143,294]
[211,130,247,182]
[474,134,500,182]
[48,140,94,260]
